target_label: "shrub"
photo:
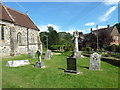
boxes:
[64,44,74,52]
[82,47,86,51]
[116,44,120,52]
[50,45,61,50]
[105,44,120,52]
[86,47,92,52]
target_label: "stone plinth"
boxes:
[35,61,45,68]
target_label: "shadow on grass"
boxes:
[58,68,65,71]
[30,64,35,67]
[79,66,89,69]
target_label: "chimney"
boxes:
[90,28,93,33]
[107,25,110,28]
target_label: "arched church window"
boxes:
[17,32,22,44]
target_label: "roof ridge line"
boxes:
[27,15,40,31]
[5,6,27,16]
[2,3,15,22]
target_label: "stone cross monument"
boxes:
[73,30,82,58]
[73,30,79,53]
[35,50,45,68]
[37,50,41,62]
[37,36,43,54]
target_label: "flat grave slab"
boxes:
[6,60,30,67]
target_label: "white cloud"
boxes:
[38,25,48,32]
[85,22,96,26]
[99,6,117,22]
[47,24,61,32]
[38,24,61,32]
[98,26,108,29]
[38,24,85,34]
[103,0,119,5]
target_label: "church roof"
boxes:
[0,3,39,31]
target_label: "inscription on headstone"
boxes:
[6,60,30,67]
[67,58,76,71]
[89,52,101,70]
[64,57,80,74]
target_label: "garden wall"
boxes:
[83,54,120,67]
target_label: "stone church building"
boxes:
[0,3,42,56]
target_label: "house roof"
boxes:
[92,27,114,34]
[0,3,39,31]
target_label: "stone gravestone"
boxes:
[29,50,35,58]
[64,57,80,74]
[89,52,101,70]
[6,60,30,67]
[35,50,45,68]
[44,50,51,60]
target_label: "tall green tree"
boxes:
[48,26,60,46]
[40,27,74,51]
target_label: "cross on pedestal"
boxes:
[35,50,45,68]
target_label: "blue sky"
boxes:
[3,1,118,34]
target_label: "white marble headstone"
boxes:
[6,60,30,67]
[89,52,101,70]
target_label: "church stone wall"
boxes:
[0,20,13,56]
[0,20,39,57]
[14,25,28,55]
[28,28,39,53]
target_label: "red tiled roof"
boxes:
[92,27,114,34]
[0,3,39,31]
[0,3,13,22]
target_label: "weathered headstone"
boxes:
[29,50,35,58]
[89,52,101,70]
[44,50,51,60]
[6,60,30,67]
[64,57,80,74]
[35,50,45,68]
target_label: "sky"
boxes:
[3,1,119,34]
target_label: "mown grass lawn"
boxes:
[2,52,119,88]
